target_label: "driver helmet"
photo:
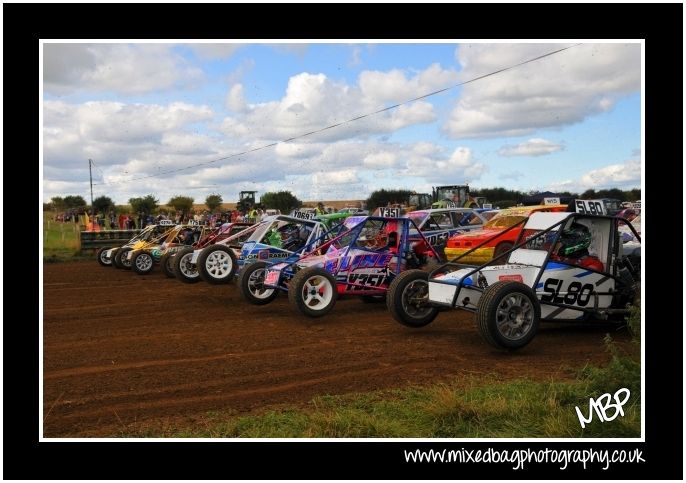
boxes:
[557,222,592,257]
[279,224,301,249]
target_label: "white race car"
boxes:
[386,211,641,350]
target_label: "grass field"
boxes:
[42,213,83,260]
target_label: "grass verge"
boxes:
[122,325,640,438]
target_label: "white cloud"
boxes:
[498,138,563,157]
[401,146,488,183]
[43,44,203,95]
[579,159,640,188]
[312,169,360,185]
[544,157,641,194]
[189,44,242,60]
[217,70,437,143]
[268,44,309,56]
[363,151,396,168]
[226,84,247,112]
[444,43,640,138]
[358,63,459,103]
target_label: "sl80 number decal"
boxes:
[575,200,605,215]
[541,278,595,307]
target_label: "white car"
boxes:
[386,211,641,350]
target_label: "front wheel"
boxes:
[387,270,438,327]
[197,245,237,284]
[237,261,279,305]
[476,281,540,350]
[96,247,112,266]
[288,267,338,317]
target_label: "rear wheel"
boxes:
[174,247,200,284]
[114,247,131,269]
[96,247,112,266]
[160,253,175,278]
[237,261,279,305]
[288,267,338,317]
[119,248,134,270]
[197,245,237,284]
[476,281,540,350]
[387,270,438,327]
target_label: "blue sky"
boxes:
[42,42,641,205]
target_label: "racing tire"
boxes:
[132,251,154,275]
[197,245,237,284]
[114,247,132,269]
[386,269,439,328]
[96,247,112,267]
[288,267,338,317]
[492,242,513,265]
[109,248,121,267]
[173,247,201,284]
[237,261,279,305]
[476,281,540,350]
[160,253,175,278]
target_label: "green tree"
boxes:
[628,188,641,201]
[129,194,159,215]
[63,195,87,209]
[260,191,302,214]
[168,195,195,215]
[93,195,115,215]
[50,196,66,211]
[205,193,223,213]
[580,189,597,200]
[366,189,413,211]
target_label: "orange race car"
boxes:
[443,204,568,264]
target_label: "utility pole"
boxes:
[89,159,94,222]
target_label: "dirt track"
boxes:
[43,260,630,437]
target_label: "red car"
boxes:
[444,205,568,264]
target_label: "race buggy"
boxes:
[191,212,350,285]
[128,223,209,275]
[172,222,254,283]
[387,211,641,350]
[240,214,442,318]
[96,222,172,267]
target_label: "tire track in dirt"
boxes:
[43,261,630,437]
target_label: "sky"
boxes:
[41,41,642,206]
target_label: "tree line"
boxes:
[44,191,305,216]
[44,186,640,216]
[364,187,641,210]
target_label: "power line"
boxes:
[94,43,580,186]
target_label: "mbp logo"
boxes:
[575,388,630,429]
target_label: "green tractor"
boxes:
[431,185,486,209]
[237,191,257,213]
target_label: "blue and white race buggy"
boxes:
[387,211,641,350]
[239,215,442,318]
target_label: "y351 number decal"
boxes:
[541,278,594,306]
